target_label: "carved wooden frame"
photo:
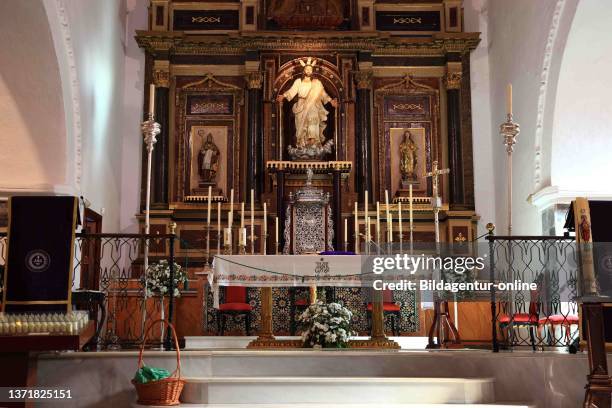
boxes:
[175,74,244,202]
[374,75,441,200]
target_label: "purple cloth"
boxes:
[318,251,355,255]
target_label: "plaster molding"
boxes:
[530,185,612,211]
[43,0,83,191]
[533,0,566,191]
[0,183,80,197]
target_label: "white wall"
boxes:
[0,1,68,193]
[0,0,147,232]
[120,0,147,233]
[463,0,496,237]
[56,0,127,232]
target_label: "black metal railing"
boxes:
[0,230,203,350]
[73,232,194,350]
[487,234,578,351]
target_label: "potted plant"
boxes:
[142,260,187,343]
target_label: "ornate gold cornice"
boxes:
[354,70,373,89]
[135,30,481,57]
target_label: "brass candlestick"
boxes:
[238,227,247,255]
[140,111,160,340]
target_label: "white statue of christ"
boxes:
[277,58,338,149]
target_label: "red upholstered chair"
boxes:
[538,314,579,346]
[218,286,252,335]
[367,290,401,336]
[289,288,310,335]
[498,298,540,351]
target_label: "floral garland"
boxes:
[142,260,187,298]
[298,300,354,348]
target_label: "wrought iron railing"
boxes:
[487,234,578,351]
[73,232,196,349]
[0,230,202,349]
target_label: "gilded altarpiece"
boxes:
[174,74,244,202]
[374,76,442,201]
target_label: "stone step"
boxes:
[134,403,534,408]
[179,376,496,405]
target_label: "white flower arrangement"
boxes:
[142,260,187,298]
[298,300,354,348]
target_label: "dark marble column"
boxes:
[446,70,464,205]
[152,68,170,206]
[354,70,373,203]
[246,71,263,199]
[332,170,342,250]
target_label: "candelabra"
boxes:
[500,114,520,235]
[140,112,161,340]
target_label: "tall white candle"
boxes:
[385,190,392,243]
[364,190,368,219]
[376,201,381,245]
[275,217,279,244]
[149,84,155,116]
[506,83,513,116]
[263,202,267,236]
[366,216,371,244]
[206,186,212,226]
[344,218,348,244]
[229,189,234,229]
[398,201,403,241]
[354,201,359,249]
[217,202,221,235]
[240,202,245,229]
[409,184,414,235]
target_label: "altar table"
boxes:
[211,255,399,349]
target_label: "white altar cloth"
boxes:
[211,255,367,307]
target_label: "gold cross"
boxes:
[425,160,450,200]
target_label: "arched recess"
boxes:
[0,0,71,194]
[532,0,612,229]
[550,0,612,195]
[273,57,344,161]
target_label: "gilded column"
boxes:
[152,64,170,206]
[354,69,373,203]
[445,65,464,206]
[246,71,264,199]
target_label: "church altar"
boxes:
[211,254,400,349]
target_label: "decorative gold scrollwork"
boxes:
[191,16,221,24]
[392,103,424,113]
[393,17,423,25]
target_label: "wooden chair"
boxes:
[367,289,401,336]
[217,286,252,335]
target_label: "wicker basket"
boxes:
[131,319,185,406]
